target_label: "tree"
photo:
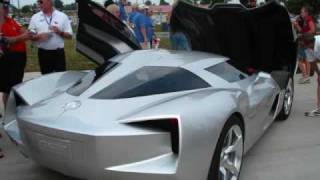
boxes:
[286,0,320,17]
[199,0,223,5]
[21,5,32,14]
[54,0,64,9]
[63,3,77,10]
[145,0,152,6]
[159,0,170,5]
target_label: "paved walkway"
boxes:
[0,73,320,180]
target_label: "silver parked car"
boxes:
[4,0,296,180]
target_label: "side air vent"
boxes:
[128,119,180,154]
[270,94,279,116]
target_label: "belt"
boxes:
[39,48,64,51]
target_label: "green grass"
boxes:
[25,38,171,72]
[25,39,97,72]
[159,38,171,49]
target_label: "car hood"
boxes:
[170,1,297,74]
[76,0,141,65]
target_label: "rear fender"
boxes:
[12,71,87,106]
[4,71,87,125]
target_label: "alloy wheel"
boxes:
[219,125,243,180]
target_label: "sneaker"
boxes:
[305,108,320,117]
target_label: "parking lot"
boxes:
[0,73,320,180]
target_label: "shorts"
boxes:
[297,48,317,62]
[297,48,306,60]
[0,52,27,94]
[305,48,317,62]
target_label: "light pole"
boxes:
[17,0,20,18]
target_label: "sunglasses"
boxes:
[37,0,43,4]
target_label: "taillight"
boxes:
[128,118,180,154]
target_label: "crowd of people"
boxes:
[292,6,320,116]
[104,0,157,49]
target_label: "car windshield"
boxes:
[91,66,210,99]
[205,62,248,82]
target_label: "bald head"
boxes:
[37,0,54,14]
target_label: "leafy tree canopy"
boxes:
[286,0,320,17]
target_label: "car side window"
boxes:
[205,62,247,82]
[91,66,210,99]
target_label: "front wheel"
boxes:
[208,116,244,180]
[276,77,294,121]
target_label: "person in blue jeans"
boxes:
[144,8,154,48]
[117,0,128,22]
[170,32,191,51]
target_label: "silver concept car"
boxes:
[4,0,297,180]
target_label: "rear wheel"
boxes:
[208,116,244,180]
[276,77,294,121]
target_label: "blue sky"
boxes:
[10,0,172,7]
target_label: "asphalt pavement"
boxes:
[0,73,320,180]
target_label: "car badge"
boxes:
[63,100,81,111]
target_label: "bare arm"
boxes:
[140,26,148,43]
[49,26,72,39]
[307,20,316,35]
[58,31,72,39]
[6,29,30,44]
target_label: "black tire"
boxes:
[276,76,294,121]
[207,116,244,180]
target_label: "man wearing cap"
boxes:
[29,0,73,74]
[0,0,31,159]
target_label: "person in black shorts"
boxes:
[0,0,30,107]
[0,0,30,159]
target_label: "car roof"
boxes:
[111,49,228,70]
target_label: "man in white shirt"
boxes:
[29,0,72,74]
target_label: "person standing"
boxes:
[144,8,154,48]
[0,0,30,159]
[0,0,30,106]
[29,0,73,74]
[106,4,120,19]
[248,0,257,8]
[305,35,320,116]
[117,0,128,22]
[293,6,316,84]
[132,5,148,49]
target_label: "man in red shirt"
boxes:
[293,6,316,84]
